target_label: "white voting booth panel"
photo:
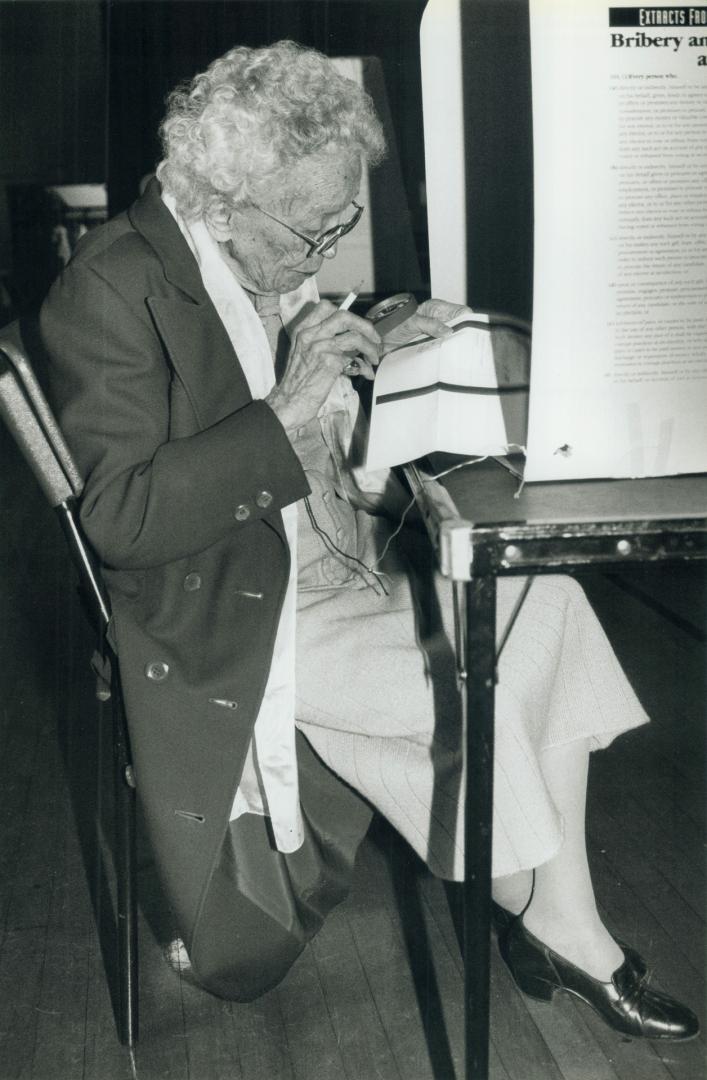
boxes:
[419,0,707,482]
[525,0,707,481]
[420,0,467,307]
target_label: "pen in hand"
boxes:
[339,281,364,376]
[338,281,363,313]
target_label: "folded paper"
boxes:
[366,314,529,470]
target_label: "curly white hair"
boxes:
[156,40,386,218]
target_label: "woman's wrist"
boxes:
[265,385,300,437]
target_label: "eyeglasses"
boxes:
[252,200,364,259]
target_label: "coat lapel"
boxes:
[146,295,251,429]
[129,179,253,428]
[129,180,287,543]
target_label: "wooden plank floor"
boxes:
[1,426,705,1080]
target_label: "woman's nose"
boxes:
[321,242,338,260]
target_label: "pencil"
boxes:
[338,281,364,311]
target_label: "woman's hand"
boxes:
[380,298,474,352]
[383,300,531,385]
[265,299,382,434]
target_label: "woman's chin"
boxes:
[277,268,315,291]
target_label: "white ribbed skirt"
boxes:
[294,542,647,880]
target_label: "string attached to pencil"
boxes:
[304,453,507,591]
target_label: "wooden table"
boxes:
[403,456,707,1080]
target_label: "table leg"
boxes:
[464,574,497,1080]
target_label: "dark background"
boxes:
[0,0,533,321]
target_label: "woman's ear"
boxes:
[204,197,233,241]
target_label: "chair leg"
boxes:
[113,677,139,1048]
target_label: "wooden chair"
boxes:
[0,322,139,1052]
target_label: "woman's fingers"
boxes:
[294,305,382,355]
[381,312,453,351]
[294,298,339,332]
[380,296,471,352]
[308,334,378,380]
[270,302,382,432]
[328,327,382,368]
[405,314,454,339]
[417,298,473,322]
[307,346,375,383]
[295,322,381,374]
[342,355,376,380]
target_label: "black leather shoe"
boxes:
[499,918,699,1041]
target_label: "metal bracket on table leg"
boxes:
[439,520,474,582]
[443,521,474,690]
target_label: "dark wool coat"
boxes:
[39,180,370,978]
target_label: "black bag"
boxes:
[186,731,373,1001]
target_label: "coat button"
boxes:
[255,489,273,509]
[145,660,169,682]
[234,504,251,522]
[183,572,202,591]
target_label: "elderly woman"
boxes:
[39,41,696,1039]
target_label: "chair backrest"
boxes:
[0,321,83,502]
[0,320,110,629]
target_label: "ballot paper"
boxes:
[365,315,529,470]
[525,0,707,481]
